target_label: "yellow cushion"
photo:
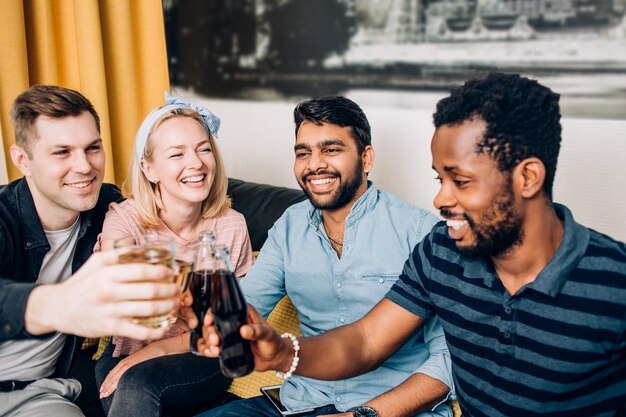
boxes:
[226,296,300,398]
[81,336,111,360]
[452,399,462,416]
[81,337,99,350]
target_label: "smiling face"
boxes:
[142,116,215,208]
[432,118,524,258]
[294,121,372,212]
[10,112,104,230]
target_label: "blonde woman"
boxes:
[95,95,254,416]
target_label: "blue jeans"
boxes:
[95,343,230,417]
[195,395,341,417]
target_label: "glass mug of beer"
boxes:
[114,235,175,328]
[169,243,196,325]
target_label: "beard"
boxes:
[298,157,365,211]
[445,177,524,259]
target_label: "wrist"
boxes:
[348,405,379,417]
[275,333,300,379]
[163,331,192,354]
[24,285,58,335]
[274,335,293,370]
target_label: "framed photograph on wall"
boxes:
[163,0,626,119]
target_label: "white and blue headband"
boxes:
[135,92,221,163]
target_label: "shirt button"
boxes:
[26,242,32,248]
[504,306,512,314]
[336,396,342,402]
[4,324,12,334]
[339,318,345,323]
[336,282,342,288]
[378,278,384,283]
[503,332,511,339]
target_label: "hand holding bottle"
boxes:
[208,245,255,377]
[198,304,295,374]
[174,290,197,331]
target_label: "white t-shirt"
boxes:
[0,216,80,381]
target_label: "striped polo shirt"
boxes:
[387,204,626,417]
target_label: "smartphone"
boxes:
[260,385,315,416]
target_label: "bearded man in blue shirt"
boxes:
[197,96,453,417]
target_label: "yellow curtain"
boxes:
[0,0,170,185]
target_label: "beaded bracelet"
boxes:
[275,332,300,380]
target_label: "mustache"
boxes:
[302,170,340,181]
[440,209,474,226]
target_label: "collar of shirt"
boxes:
[15,178,49,251]
[15,178,92,252]
[461,203,590,297]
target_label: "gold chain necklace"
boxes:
[327,234,344,247]
[322,219,344,247]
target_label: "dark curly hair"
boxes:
[294,96,371,152]
[433,72,562,199]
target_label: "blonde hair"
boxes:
[125,108,231,228]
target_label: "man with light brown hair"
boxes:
[0,85,180,416]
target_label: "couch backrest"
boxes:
[227,178,306,251]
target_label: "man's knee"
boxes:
[1,385,84,417]
[28,400,84,417]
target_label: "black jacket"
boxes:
[0,177,122,376]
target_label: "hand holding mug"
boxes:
[114,235,176,328]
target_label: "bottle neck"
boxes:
[214,244,234,273]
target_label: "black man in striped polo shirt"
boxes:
[201,73,625,417]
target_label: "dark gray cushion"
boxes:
[227,178,306,252]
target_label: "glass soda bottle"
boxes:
[189,231,216,355]
[211,244,255,377]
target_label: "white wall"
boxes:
[179,92,626,243]
[3,90,621,241]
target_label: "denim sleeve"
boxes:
[418,211,440,243]
[0,279,37,340]
[414,316,455,406]
[386,233,437,319]
[240,217,288,319]
[385,210,439,316]
[0,215,37,340]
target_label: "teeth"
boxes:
[446,220,467,230]
[67,180,91,189]
[181,175,204,183]
[310,178,336,185]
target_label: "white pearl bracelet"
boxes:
[275,332,300,380]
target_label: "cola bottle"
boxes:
[189,231,216,355]
[211,245,255,377]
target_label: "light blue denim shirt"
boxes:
[240,182,453,415]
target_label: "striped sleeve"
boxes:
[386,229,437,319]
[95,201,145,252]
[213,209,254,277]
